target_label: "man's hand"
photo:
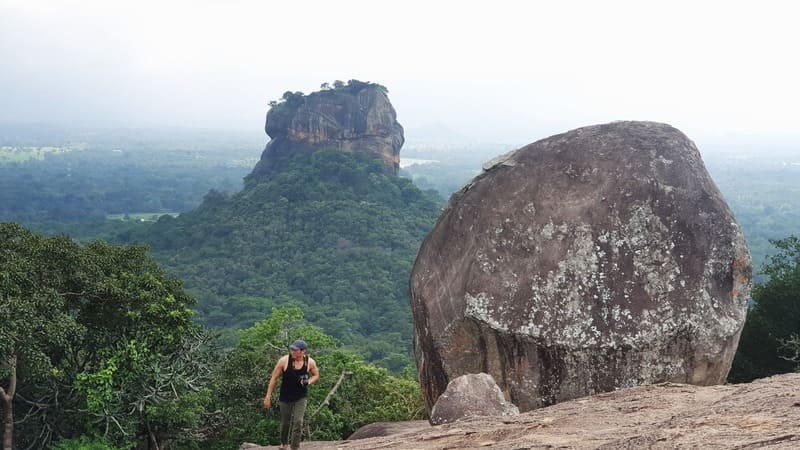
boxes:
[264,396,272,409]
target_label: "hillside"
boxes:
[145,149,441,370]
[132,82,442,369]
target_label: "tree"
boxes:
[1,224,84,450]
[1,223,206,448]
[280,91,305,108]
[208,307,425,448]
[729,236,800,382]
[75,330,217,447]
[209,306,334,448]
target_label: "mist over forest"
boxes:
[3,122,798,277]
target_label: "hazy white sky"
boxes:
[2,0,799,143]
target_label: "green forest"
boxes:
[141,149,442,369]
[2,126,800,448]
[0,126,259,224]
[1,223,425,449]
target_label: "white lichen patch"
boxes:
[541,221,555,239]
[517,202,693,348]
[520,222,617,346]
[464,198,744,390]
[476,252,495,274]
[465,291,512,333]
[523,202,537,216]
[618,204,682,299]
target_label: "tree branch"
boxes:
[1,356,17,401]
[309,369,351,420]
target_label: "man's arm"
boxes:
[307,357,320,385]
[264,356,287,409]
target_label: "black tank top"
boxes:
[279,355,308,402]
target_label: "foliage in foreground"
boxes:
[1,227,426,449]
[0,223,212,449]
[729,236,800,382]
[207,306,426,449]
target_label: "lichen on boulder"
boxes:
[409,121,752,414]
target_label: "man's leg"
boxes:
[289,397,308,450]
[279,401,293,448]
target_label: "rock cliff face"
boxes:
[246,81,404,182]
[409,121,752,414]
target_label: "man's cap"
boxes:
[289,339,308,351]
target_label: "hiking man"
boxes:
[264,339,320,450]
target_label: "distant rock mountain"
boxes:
[144,82,441,368]
[247,80,404,183]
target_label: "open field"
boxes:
[106,211,180,222]
[0,146,78,163]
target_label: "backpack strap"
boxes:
[284,354,308,372]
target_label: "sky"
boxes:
[2,0,799,146]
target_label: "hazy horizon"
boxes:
[2,1,799,148]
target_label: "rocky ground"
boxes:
[242,372,800,449]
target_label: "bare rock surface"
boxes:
[430,373,519,425]
[247,81,404,181]
[409,121,752,413]
[346,420,431,440]
[242,373,800,449]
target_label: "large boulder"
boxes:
[429,372,519,425]
[247,80,404,182]
[409,121,752,414]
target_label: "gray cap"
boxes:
[289,339,308,351]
